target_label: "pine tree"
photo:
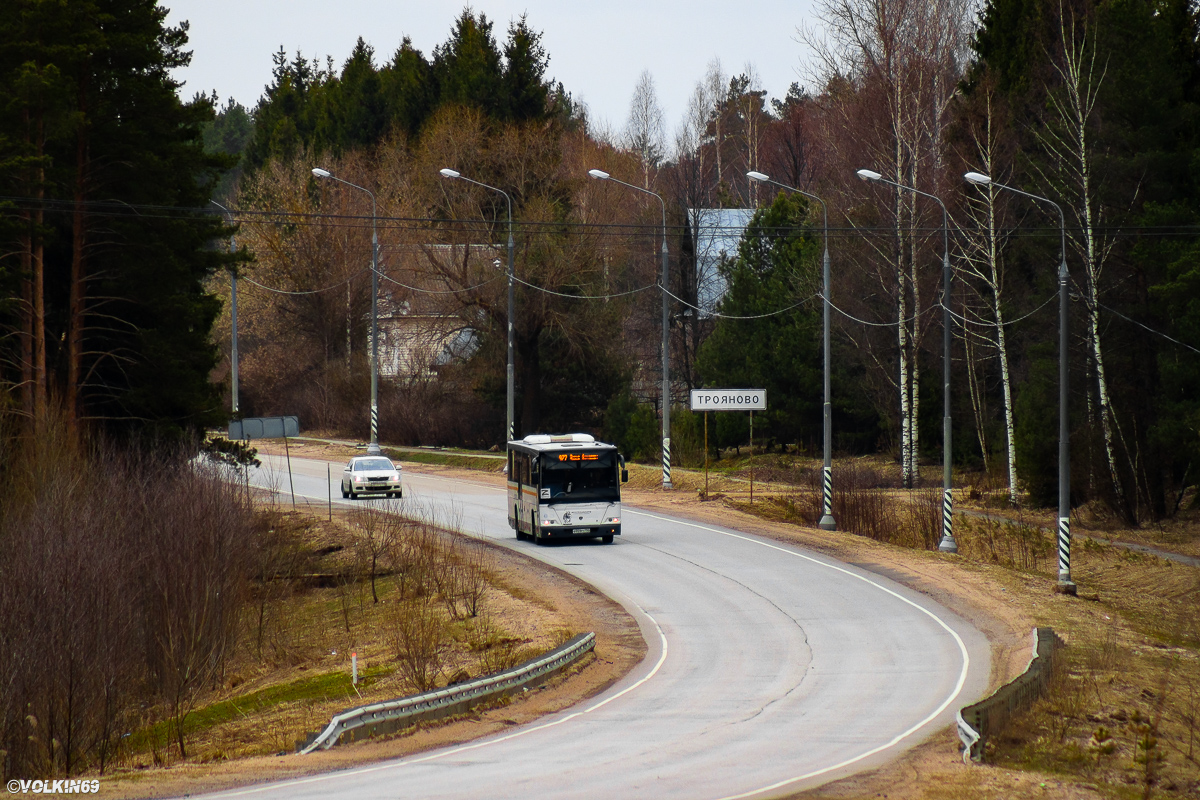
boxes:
[383,37,435,139]
[0,0,237,438]
[501,14,550,121]
[696,193,823,447]
[433,10,504,117]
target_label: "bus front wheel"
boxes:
[601,534,614,544]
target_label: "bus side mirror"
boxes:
[621,468,629,483]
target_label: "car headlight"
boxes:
[391,472,400,480]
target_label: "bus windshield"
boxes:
[540,450,619,503]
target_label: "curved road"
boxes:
[218,455,990,800]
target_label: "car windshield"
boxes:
[540,450,619,502]
[354,458,395,472]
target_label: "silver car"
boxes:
[341,456,403,499]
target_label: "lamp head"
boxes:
[856,169,882,182]
[439,168,460,179]
[588,169,610,180]
[746,171,770,183]
[964,171,993,186]
[311,167,331,178]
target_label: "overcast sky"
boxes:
[163,1,822,139]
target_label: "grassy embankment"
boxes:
[102,500,577,775]
[261,438,1200,797]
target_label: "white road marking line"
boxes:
[205,608,669,798]
[622,510,972,799]
[247,458,972,800]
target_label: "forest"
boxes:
[1,0,1200,783]
[2,0,1200,528]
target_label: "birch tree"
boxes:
[807,0,972,486]
[729,65,769,206]
[625,69,665,190]
[670,76,719,390]
[1028,2,1127,512]
[703,58,729,198]
[959,86,1020,504]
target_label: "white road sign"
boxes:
[690,389,767,411]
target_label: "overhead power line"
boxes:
[5,194,1200,239]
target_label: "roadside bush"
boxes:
[0,414,255,778]
[670,406,705,469]
[955,512,1053,570]
[392,595,452,693]
[769,462,941,550]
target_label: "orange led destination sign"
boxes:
[557,453,599,461]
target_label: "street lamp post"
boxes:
[588,169,673,489]
[312,167,381,455]
[964,171,1075,593]
[746,171,836,531]
[857,169,957,553]
[210,200,240,416]
[439,168,516,443]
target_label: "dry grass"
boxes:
[694,454,1200,799]
[251,442,1200,799]
[98,506,571,774]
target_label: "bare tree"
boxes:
[625,69,666,190]
[959,85,1021,504]
[805,0,972,486]
[393,594,451,692]
[704,59,729,196]
[348,504,396,604]
[143,463,249,759]
[669,74,722,391]
[1029,1,1127,515]
[729,65,770,206]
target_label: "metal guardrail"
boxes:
[957,627,1064,762]
[298,632,596,754]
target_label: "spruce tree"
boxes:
[0,0,237,438]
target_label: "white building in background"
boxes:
[687,208,755,316]
[374,243,497,379]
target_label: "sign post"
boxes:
[689,390,767,503]
[228,416,301,506]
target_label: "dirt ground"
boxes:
[97,483,646,799]
[105,438,1176,799]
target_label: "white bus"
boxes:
[507,433,629,544]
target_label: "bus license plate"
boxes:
[572,528,590,534]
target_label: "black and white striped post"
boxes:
[312,167,382,456]
[858,169,957,553]
[746,171,836,531]
[965,172,1075,593]
[589,169,673,489]
[439,169,516,445]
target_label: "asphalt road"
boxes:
[214,454,991,800]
